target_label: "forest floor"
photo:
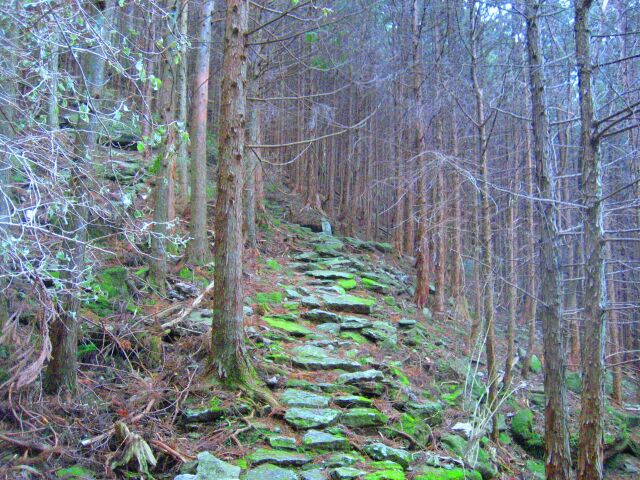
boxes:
[1,157,640,479]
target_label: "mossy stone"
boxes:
[243,464,298,480]
[363,443,412,469]
[337,278,357,290]
[415,466,482,480]
[364,470,405,480]
[246,448,311,467]
[263,316,313,337]
[529,355,542,374]
[256,291,284,305]
[525,460,545,479]
[510,409,544,458]
[340,408,388,428]
[284,408,341,429]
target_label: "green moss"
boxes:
[179,266,193,280]
[416,466,482,480]
[263,316,312,336]
[383,295,396,306]
[265,258,283,271]
[255,291,284,305]
[441,386,463,406]
[511,409,544,458]
[364,470,405,480]
[566,372,582,393]
[529,354,542,374]
[339,331,369,344]
[361,277,389,292]
[338,278,358,290]
[391,366,410,386]
[526,460,545,479]
[55,465,96,479]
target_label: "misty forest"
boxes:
[1,0,640,479]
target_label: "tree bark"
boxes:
[526,1,572,476]
[575,1,607,478]
[210,0,254,384]
[411,0,430,312]
[150,0,179,291]
[45,0,114,394]
[187,0,215,264]
[175,0,190,212]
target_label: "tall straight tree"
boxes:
[525,0,571,477]
[411,0,430,312]
[188,0,215,264]
[45,0,114,393]
[575,0,607,478]
[469,0,498,441]
[210,0,274,407]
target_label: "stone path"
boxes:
[177,230,500,480]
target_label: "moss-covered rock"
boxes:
[415,466,482,480]
[440,435,497,479]
[529,355,542,374]
[337,278,358,290]
[284,408,341,429]
[323,294,376,314]
[256,291,284,305]
[340,408,389,428]
[510,409,544,458]
[263,316,313,337]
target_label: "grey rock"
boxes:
[284,408,341,429]
[339,316,372,330]
[194,452,241,479]
[337,369,384,385]
[247,448,311,467]
[280,389,331,408]
[362,443,412,469]
[302,309,341,322]
[302,430,349,451]
[243,464,299,480]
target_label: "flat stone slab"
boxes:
[340,408,389,428]
[291,345,361,372]
[193,452,240,479]
[306,270,354,280]
[317,323,341,335]
[280,389,331,408]
[284,408,341,429]
[302,309,341,322]
[361,321,397,343]
[323,294,375,314]
[300,469,326,480]
[339,316,372,330]
[337,369,384,385]
[243,464,299,480]
[264,316,313,337]
[246,448,311,467]
[302,430,350,451]
[330,467,366,480]
[334,395,373,408]
[301,296,322,308]
[363,443,412,469]
[268,436,298,450]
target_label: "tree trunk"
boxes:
[521,131,538,378]
[175,0,190,212]
[187,0,215,264]
[150,0,179,291]
[575,1,606,478]
[469,0,498,441]
[411,0,430,312]
[526,1,572,476]
[210,0,255,384]
[245,63,261,250]
[502,138,518,390]
[45,0,114,394]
